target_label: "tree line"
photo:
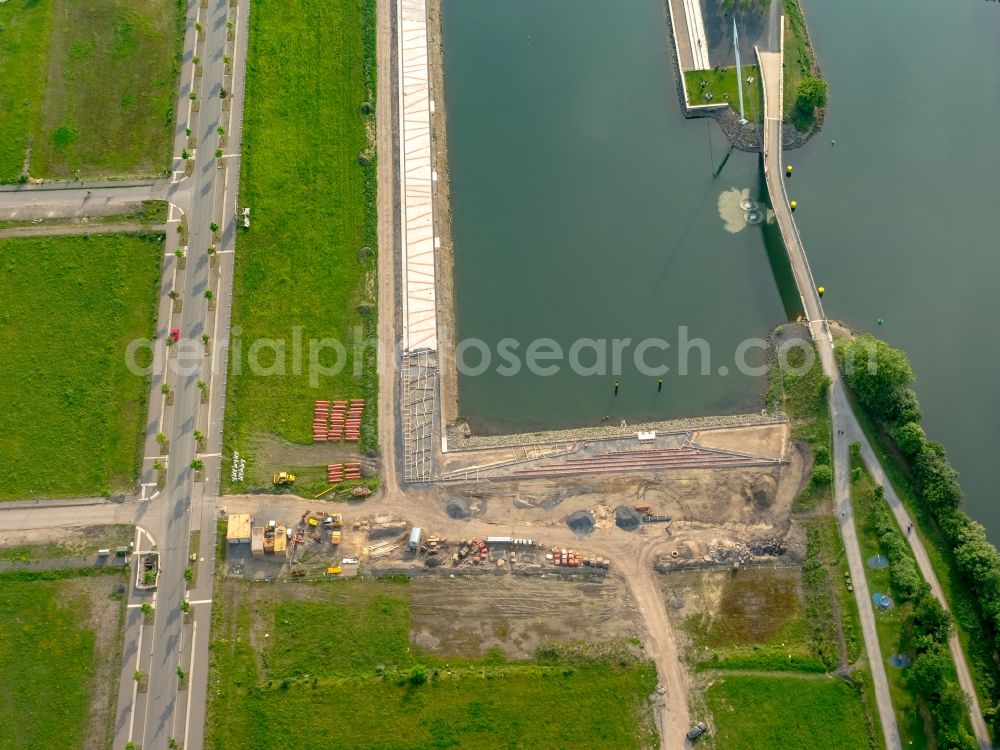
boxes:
[854,459,974,748]
[838,334,1000,739]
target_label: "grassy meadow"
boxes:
[0,0,182,182]
[705,675,872,749]
[0,234,162,500]
[224,0,378,485]
[207,579,658,749]
[0,0,54,182]
[31,0,184,178]
[0,569,126,750]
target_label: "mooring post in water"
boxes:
[734,18,747,124]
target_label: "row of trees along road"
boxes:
[837,334,1000,738]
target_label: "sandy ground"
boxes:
[692,423,787,459]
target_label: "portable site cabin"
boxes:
[251,527,265,556]
[274,527,287,555]
[408,527,422,551]
[227,514,252,544]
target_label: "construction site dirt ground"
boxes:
[410,575,644,659]
[224,423,814,571]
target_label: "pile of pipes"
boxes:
[230,451,246,483]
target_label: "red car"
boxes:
[170,327,180,343]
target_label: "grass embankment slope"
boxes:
[207,579,658,749]
[684,65,763,123]
[0,0,54,182]
[0,234,162,500]
[30,0,184,179]
[0,568,126,750]
[224,0,378,489]
[782,0,824,130]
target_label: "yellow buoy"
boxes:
[786,165,793,175]
[817,286,825,297]
[790,200,798,210]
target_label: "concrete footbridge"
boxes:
[757,40,991,750]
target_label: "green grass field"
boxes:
[706,675,873,749]
[0,569,126,749]
[223,0,378,486]
[0,234,162,500]
[207,579,658,749]
[0,0,182,182]
[30,0,184,179]
[0,0,54,182]
[685,65,763,123]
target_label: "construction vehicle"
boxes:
[326,566,342,575]
[330,531,342,545]
[273,471,296,485]
[328,513,343,528]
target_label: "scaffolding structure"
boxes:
[401,349,437,483]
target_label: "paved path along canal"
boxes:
[759,44,990,750]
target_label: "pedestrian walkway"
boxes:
[397,0,438,353]
[759,35,989,750]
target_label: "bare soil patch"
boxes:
[409,575,642,659]
[73,573,128,750]
[693,422,787,459]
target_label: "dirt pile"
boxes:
[615,506,643,531]
[567,511,595,534]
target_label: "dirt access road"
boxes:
[224,488,697,745]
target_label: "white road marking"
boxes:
[183,620,198,750]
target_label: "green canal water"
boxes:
[443,0,785,434]
[791,0,1000,537]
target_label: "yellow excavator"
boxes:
[273,471,296,485]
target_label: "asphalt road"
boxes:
[107,0,251,746]
[760,49,990,749]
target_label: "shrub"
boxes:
[408,665,427,686]
[796,76,828,112]
[894,421,926,458]
[811,464,832,486]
